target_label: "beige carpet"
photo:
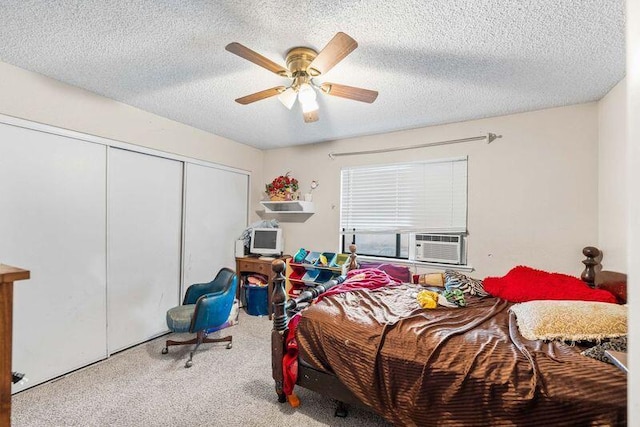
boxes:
[11,311,391,426]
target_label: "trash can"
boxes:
[245,284,269,316]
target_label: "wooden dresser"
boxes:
[0,265,30,427]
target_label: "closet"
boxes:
[0,123,108,390]
[0,116,248,392]
[183,163,249,288]
[107,148,183,352]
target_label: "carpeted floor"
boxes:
[11,311,391,427]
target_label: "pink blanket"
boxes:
[317,268,402,302]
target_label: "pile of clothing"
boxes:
[416,270,488,309]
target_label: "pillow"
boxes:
[380,264,411,283]
[581,336,627,364]
[483,266,617,303]
[444,270,489,296]
[412,272,444,287]
[510,300,627,342]
[358,261,385,270]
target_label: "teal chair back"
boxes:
[183,267,237,333]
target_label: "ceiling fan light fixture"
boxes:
[278,87,297,110]
[301,98,319,114]
[297,83,316,104]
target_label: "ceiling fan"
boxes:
[225,32,378,123]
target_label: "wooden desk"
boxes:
[1,265,30,427]
[236,256,290,318]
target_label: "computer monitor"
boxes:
[249,228,283,256]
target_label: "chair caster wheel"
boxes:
[185,360,193,368]
[161,347,168,354]
[226,343,233,349]
[335,401,349,418]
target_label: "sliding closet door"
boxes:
[183,164,248,291]
[107,148,183,353]
[0,122,107,392]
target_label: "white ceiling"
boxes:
[0,1,625,150]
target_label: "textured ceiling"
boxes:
[0,1,625,149]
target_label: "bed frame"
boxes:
[270,244,360,412]
[269,245,624,416]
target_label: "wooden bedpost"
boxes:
[581,246,600,288]
[271,259,287,403]
[269,247,356,405]
[347,244,358,271]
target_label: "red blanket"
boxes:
[483,265,617,303]
[282,313,301,397]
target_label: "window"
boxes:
[340,157,467,261]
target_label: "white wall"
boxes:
[598,79,627,272]
[263,103,599,278]
[626,0,639,421]
[0,61,265,209]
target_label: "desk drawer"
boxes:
[238,260,270,276]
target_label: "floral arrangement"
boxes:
[266,172,299,201]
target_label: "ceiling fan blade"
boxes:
[303,110,319,123]
[307,32,358,76]
[225,42,289,76]
[320,82,378,103]
[235,86,287,105]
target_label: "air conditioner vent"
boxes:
[416,234,460,243]
[414,233,463,264]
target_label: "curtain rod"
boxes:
[328,133,502,159]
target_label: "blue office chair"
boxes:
[162,267,237,368]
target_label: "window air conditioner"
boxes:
[414,234,463,264]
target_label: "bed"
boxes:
[269,246,627,426]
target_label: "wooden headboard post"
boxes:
[581,246,600,288]
[348,244,359,271]
[270,259,288,403]
[270,246,358,404]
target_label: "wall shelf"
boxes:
[260,200,314,213]
[257,200,314,222]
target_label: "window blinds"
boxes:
[340,157,468,234]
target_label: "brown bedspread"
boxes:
[296,283,627,426]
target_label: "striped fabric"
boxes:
[444,269,489,297]
[296,284,627,426]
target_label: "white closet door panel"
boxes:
[183,164,248,291]
[108,148,182,353]
[0,123,107,392]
